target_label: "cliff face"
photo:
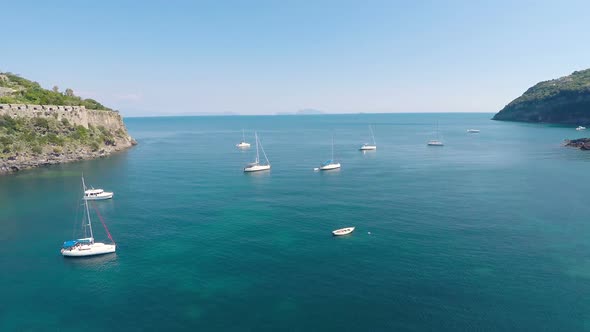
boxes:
[0,104,127,131]
[0,104,136,174]
[493,69,590,124]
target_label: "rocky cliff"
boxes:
[0,104,136,174]
[493,69,590,124]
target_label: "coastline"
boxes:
[0,103,137,174]
[0,138,137,174]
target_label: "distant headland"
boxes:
[0,72,136,174]
[493,69,590,124]
[275,109,325,116]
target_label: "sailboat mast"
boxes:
[242,129,245,142]
[369,125,376,145]
[331,135,334,160]
[81,177,94,241]
[436,122,439,139]
[255,131,260,163]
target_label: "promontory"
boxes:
[0,72,136,174]
[493,69,590,124]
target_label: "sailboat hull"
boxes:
[427,140,444,146]
[61,243,116,257]
[83,192,114,200]
[320,163,341,170]
[244,164,271,172]
[359,145,376,150]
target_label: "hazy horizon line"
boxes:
[125,111,495,118]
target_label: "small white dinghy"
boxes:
[332,227,355,236]
[467,129,480,133]
[83,188,113,200]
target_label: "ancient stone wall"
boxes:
[0,104,125,131]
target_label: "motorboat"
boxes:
[83,188,113,200]
[467,129,480,133]
[576,126,586,131]
[332,227,355,236]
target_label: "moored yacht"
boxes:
[359,125,377,150]
[428,122,444,146]
[83,188,113,200]
[315,136,341,171]
[236,129,251,148]
[244,131,271,172]
[62,177,116,257]
[427,140,444,146]
[576,126,586,131]
[319,160,341,170]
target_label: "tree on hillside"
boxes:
[52,86,59,93]
[65,88,74,97]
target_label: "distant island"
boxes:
[0,72,136,174]
[275,109,325,115]
[493,69,590,124]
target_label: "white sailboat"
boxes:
[315,136,341,171]
[244,131,271,172]
[61,177,116,257]
[236,129,251,148]
[359,125,377,150]
[427,122,444,146]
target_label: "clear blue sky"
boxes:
[2,0,590,116]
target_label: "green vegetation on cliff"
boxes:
[0,113,125,157]
[493,69,590,124]
[0,72,111,110]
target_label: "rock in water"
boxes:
[564,138,590,150]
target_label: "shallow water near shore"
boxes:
[1,113,589,331]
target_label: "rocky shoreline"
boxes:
[0,139,137,174]
[564,138,590,150]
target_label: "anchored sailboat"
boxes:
[359,125,377,150]
[61,177,116,257]
[315,136,341,171]
[236,129,251,148]
[427,122,444,146]
[244,131,271,172]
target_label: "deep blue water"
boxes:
[1,113,589,331]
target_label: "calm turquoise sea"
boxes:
[1,113,589,331]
